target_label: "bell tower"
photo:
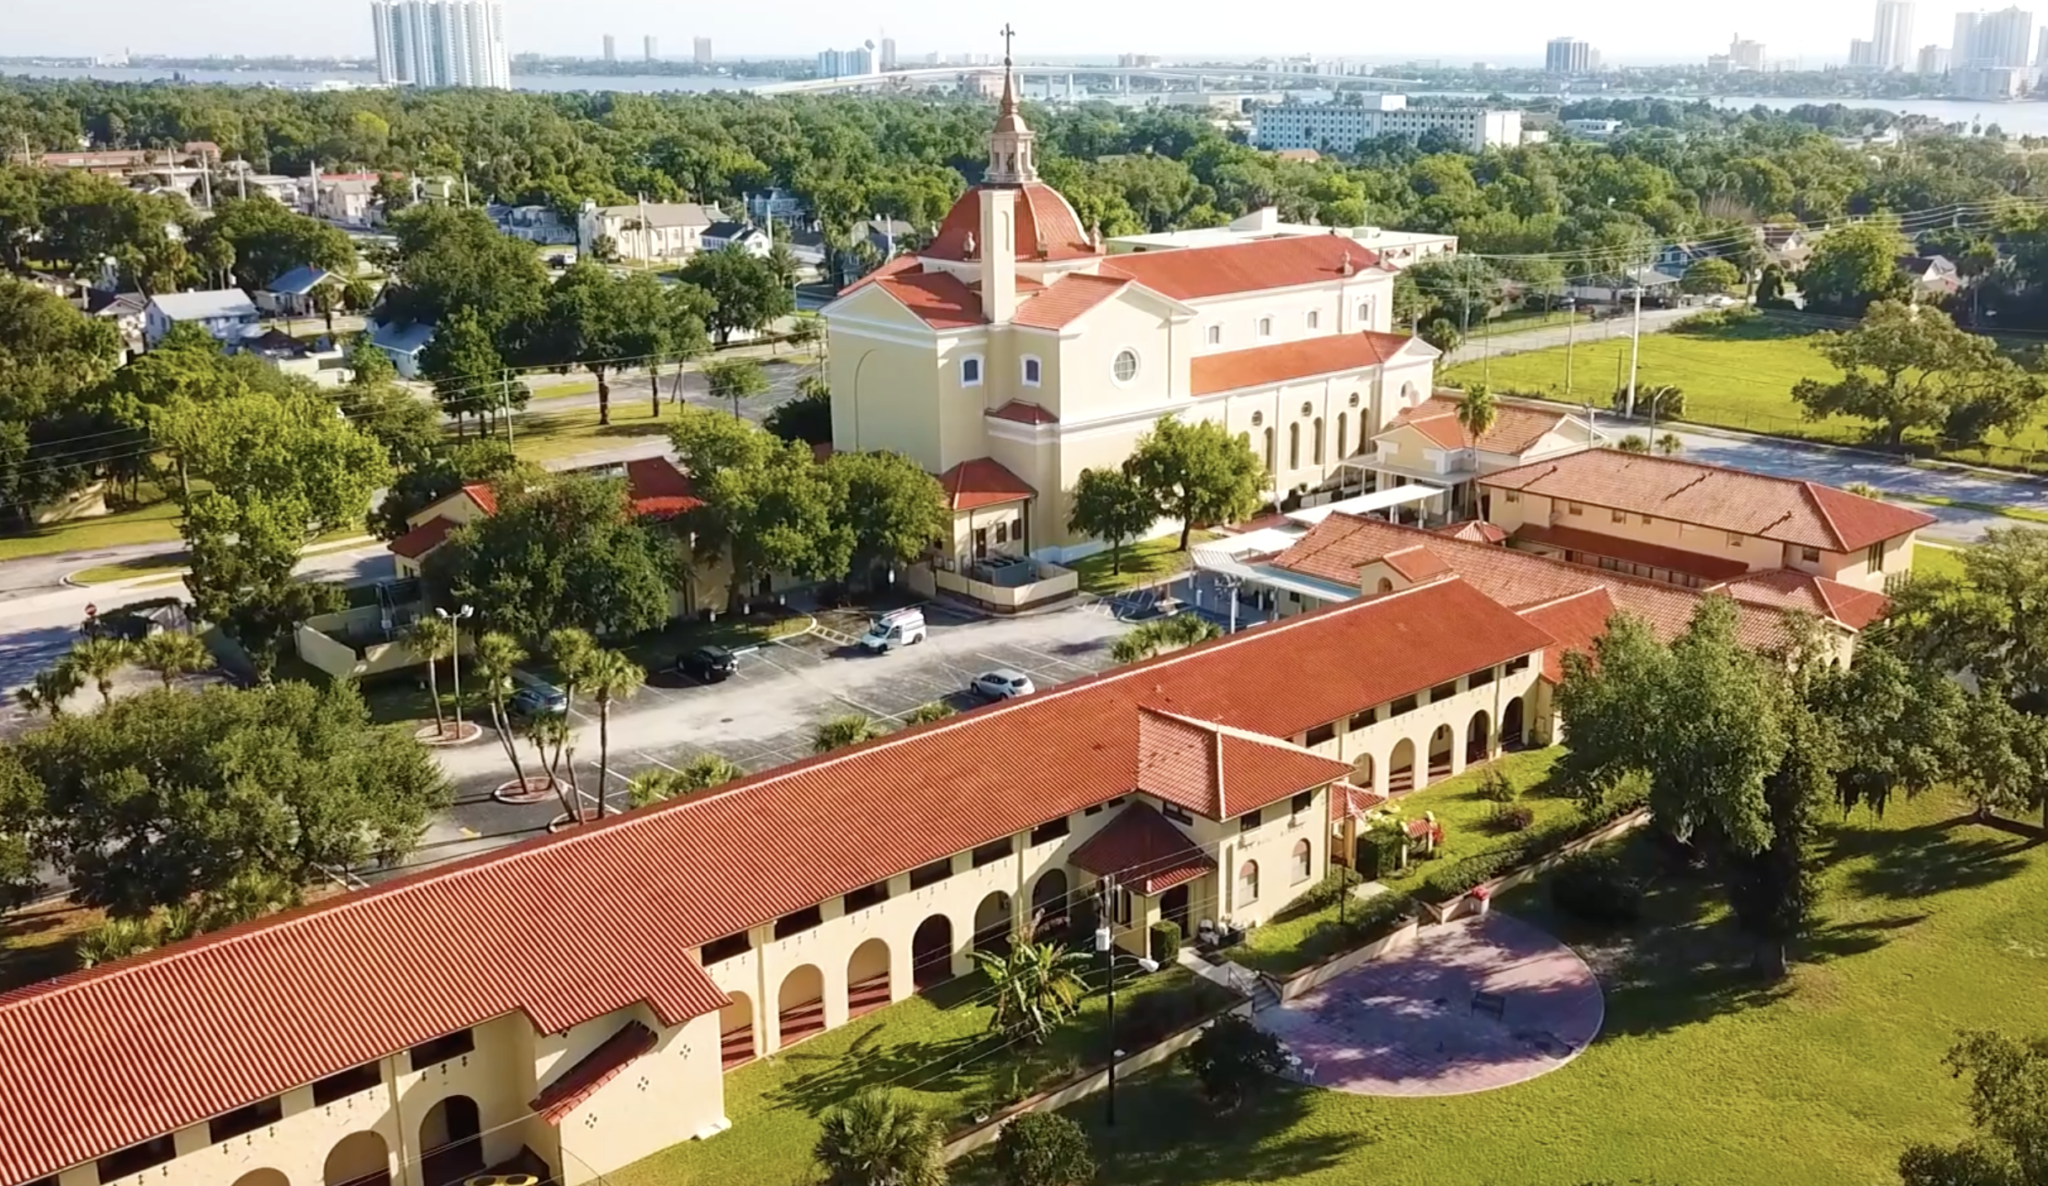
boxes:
[985,24,1037,185]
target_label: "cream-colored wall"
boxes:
[1172,787,1330,929]
[550,1009,726,1186]
[1216,374,1377,500]
[1295,661,1544,796]
[1486,491,1776,575]
[827,290,948,468]
[1371,422,1461,472]
[1050,291,1185,422]
[407,490,492,533]
[1817,534,1909,591]
[1187,275,1394,353]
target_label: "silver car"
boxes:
[970,669,1036,700]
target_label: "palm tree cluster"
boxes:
[469,626,645,826]
[17,630,211,719]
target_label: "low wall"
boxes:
[1274,916,1421,1003]
[940,1000,1248,1161]
[294,607,430,680]
[934,565,1080,613]
[1428,807,1651,924]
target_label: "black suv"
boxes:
[677,644,739,683]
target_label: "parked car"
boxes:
[676,644,739,683]
[509,683,568,718]
[860,607,927,652]
[970,668,1036,700]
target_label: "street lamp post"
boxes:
[1095,917,1160,1128]
[436,605,475,734]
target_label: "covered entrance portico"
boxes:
[1069,801,1217,956]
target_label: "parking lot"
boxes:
[408,599,1136,876]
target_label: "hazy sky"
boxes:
[5,1,1994,66]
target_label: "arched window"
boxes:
[1021,356,1042,386]
[1376,577,1394,594]
[1292,838,1313,883]
[1206,324,1222,346]
[1238,860,1260,905]
[961,356,983,387]
[1288,423,1301,469]
[1336,412,1348,459]
[1306,309,1320,330]
[1358,298,1377,326]
[1264,428,1276,472]
[1258,316,1274,339]
[1313,417,1325,465]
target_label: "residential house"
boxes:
[143,289,259,348]
[823,68,1440,569]
[256,265,336,319]
[367,318,436,379]
[487,203,576,245]
[701,221,772,257]
[744,188,808,224]
[1476,449,1935,594]
[313,174,383,227]
[1565,266,1682,307]
[6,573,1560,1186]
[1898,254,1961,299]
[85,290,148,355]
[239,328,349,388]
[577,200,721,263]
[1760,225,1811,268]
[1348,395,1605,521]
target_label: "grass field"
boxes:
[1445,316,2048,467]
[1071,531,1216,596]
[501,401,676,466]
[0,491,187,562]
[1913,542,1970,581]
[954,790,2048,1186]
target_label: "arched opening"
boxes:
[777,964,826,1048]
[1401,381,1420,407]
[972,890,1013,956]
[1375,577,1394,594]
[419,1095,482,1186]
[1388,738,1416,794]
[1351,751,1375,791]
[1428,724,1455,783]
[1313,418,1325,465]
[1466,709,1491,764]
[911,914,955,988]
[234,1170,290,1186]
[1288,423,1301,469]
[1263,427,1276,473]
[1292,838,1313,884]
[324,1133,391,1186]
[847,938,891,1017]
[1236,860,1260,908]
[1030,867,1070,933]
[1502,697,1527,750]
[720,990,756,1070]
[1335,412,1348,460]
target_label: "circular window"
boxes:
[1349,392,1361,408]
[1251,411,1264,427]
[1112,349,1140,384]
[1300,402,1314,418]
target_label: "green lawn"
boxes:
[1072,532,1214,596]
[1446,316,2048,469]
[501,400,675,466]
[610,966,1235,1186]
[0,491,187,562]
[1913,542,1969,582]
[1234,749,1571,978]
[960,790,2048,1186]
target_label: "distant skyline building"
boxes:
[1953,5,2034,66]
[644,35,657,62]
[694,36,713,65]
[1954,10,1984,62]
[1873,0,1914,70]
[816,45,875,78]
[602,34,616,62]
[370,0,510,89]
[1544,36,1595,74]
[1848,38,1875,66]
[879,36,897,70]
[1918,43,1950,73]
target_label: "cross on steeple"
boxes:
[999,23,1016,63]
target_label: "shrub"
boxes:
[904,701,957,725]
[1550,851,1644,925]
[1184,1014,1288,1110]
[1277,866,1363,920]
[1478,766,1520,803]
[1115,978,1226,1048]
[994,1112,1097,1186]
[1490,803,1536,833]
[1149,918,1182,964]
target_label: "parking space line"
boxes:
[1009,644,1101,678]
[634,751,680,772]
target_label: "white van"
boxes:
[860,607,927,652]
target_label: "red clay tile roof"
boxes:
[1516,587,1620,683]
[839,254,922,295]
[1271,513,1794,653]
[988,400,1058,425]
[531,1021,658,1124]
[1511,522,1753,582]
[1013,272,1130,329]
[1480,451,1935,552]
[1386,397,1571,455]
[0,578,1549,1185]
[389,515,458,560]
[1382,544,1451,582]
[1190,332,1415,397]
[1330,780,1390,822]
[938,457,1036,510]
[461,483,499,515]
[1436,520,1508,545]
[872,270,984,330]
[625,457,702,518]
[1135,708,1352,820]
[1102,235,1383,301]
[927,183,1094,262]
[1069,802,1214,893]
[1709,569,1891,630]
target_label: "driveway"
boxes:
[392,600,1133,877]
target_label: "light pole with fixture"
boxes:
[1095,907,1159,1128]
[436,604,475,735]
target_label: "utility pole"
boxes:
[1624,239,1646,418]
[1563,297,1577,398]
[503,368,516,451]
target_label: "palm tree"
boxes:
[547,628,598,801]
[813,714,884,754]
[628,754,744,808]
[401,616,456,737]
[583,648,644,819]
[68,637,133,708]
[970,936,1092,1045]
[472,631,533,794]
[519,711,579,821]
[134,630,211,691]
[813,1088,947,1186]
[1657,432,1686,456]
[1455,382,1498,446]
[17,661,84,720]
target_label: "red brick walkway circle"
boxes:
[1256,912,1604,1097]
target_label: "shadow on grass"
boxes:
[1831,814,2039,902]
[952,1068,1359,1186]
[764,976,1011,1119]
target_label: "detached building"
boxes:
[143,289,260,348]
[576,200,721,263]
[1252,95,1523,153]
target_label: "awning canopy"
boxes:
[1285,485,1445,527]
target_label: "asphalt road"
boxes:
[387,598,1132,879]
[1445,305,1701,366]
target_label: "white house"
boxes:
[368,318,436,379]
[144,289,260,348]
[577,200,721,263]
[701,221,772,257]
